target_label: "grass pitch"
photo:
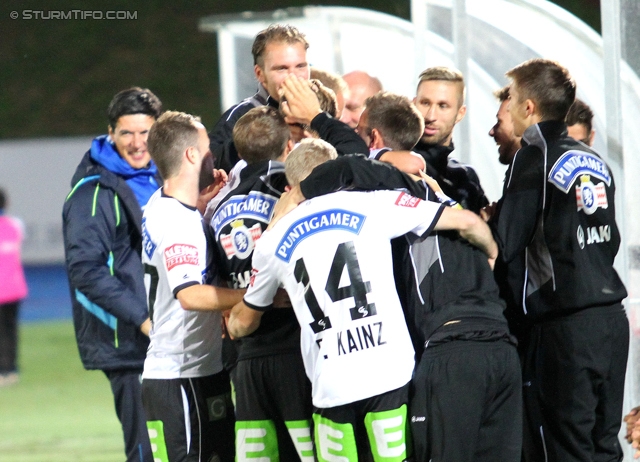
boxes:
[0,321,125,461]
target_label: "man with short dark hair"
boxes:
[485,85,527,359]
[413,67,488,213]
[496,58,628,462]
[63,87,162,462]
[489,85,521,166]
[355,91,426,174]
[566,98,595,146]
[359,92,424,152]
[141,111,242,462]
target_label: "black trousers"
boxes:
[314,382,411,461]
[0,301,19,373]
[232,352,313,461]
[142,370,235,462]
[104,369,154,462]
[410,339,522,462]
[522,305,629,462]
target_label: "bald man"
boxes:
[340,70,383,129]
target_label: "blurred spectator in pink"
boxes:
[0,187,28,386]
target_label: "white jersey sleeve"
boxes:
[242,242,281,311]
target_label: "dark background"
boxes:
[0,0,600,139]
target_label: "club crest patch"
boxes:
[219,220,263,260]
[575,175,608,215]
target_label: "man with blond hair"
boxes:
[210,24,310,172]
[413,66,488,212]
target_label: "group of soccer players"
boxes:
[64,22,629,462]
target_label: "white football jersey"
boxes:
[141,189,223,379]
[244,190,444,408]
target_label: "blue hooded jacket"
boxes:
[62,138,162,371]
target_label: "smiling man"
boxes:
[413,67,488,213]
[209,24,310,173]
[489,85,521,166]
[63,87,162,462]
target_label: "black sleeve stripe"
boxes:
[173,281,199,298]
[243,298,273,312]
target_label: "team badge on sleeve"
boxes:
[142,217,157,259]
[164,244,199,270]
[548,150,611,193]
[219,220,262,260]
[395,192,421,208]
[575,175,608,215]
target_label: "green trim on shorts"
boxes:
[364,404,409,461]
[313,414,358,462]
[285,419,315,460]
[146,420,169,462]
[235,419,279,460]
